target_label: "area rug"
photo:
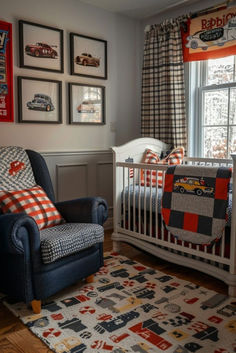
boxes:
[4,252,236,353]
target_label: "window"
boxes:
[189,55,236,159]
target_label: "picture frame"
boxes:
[70,33,107,79]
[19,20,64,73]
[18,76,62,124]
[69,82,105,125]
[0,20,14,123]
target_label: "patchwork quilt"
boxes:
[162,165,232,245]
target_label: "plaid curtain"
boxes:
[141,18,187,149]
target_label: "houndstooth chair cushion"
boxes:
[40,223,104,264]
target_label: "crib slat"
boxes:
[133,168,136,232]
[221,230,225,258]
[138,168,141,234]
[123,166,125,229]
[128,167,131,230]
[155,177,158,241]
[144,169,147,235]
[149,169,153,237]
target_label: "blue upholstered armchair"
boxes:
[0,148,108,313]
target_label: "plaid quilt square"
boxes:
[162,165,231,245]
[0,185,64,230]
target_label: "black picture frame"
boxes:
[69,82,105,125]
[18,76,62,124]
[70,33,107,79]
[19,20,64,73]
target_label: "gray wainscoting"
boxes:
[41,150,113,229]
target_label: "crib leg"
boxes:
[113,240,121,253]
[228,285,236,298]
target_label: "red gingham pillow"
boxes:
[0,185,64,230]
[141,147,185,187]
[163,147,185,165]
[141,149,161,186]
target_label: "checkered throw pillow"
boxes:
[0,185,64,230]
[141,147,184,187]
[162,165,232,245]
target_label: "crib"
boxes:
[111,137,236,297]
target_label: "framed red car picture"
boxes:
[19,20,64,73]
[0,20,13,123]
[70,33,107,79]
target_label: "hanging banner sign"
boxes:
[0,20,13,122]
[182,7,236,62]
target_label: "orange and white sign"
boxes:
[182,7,236,62]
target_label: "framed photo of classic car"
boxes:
[18,76,62,124]
[19,20,64,73]
[69,83,105,125]
[70,33,107,79]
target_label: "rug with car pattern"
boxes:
[3,252,236,353]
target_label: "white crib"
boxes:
[111,138,236,297]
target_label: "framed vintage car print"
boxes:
[69,83,105,125]
[70,33,107,79]
[18,76,62,124]
[19,20,64,73]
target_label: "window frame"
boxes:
[188,57,236,158]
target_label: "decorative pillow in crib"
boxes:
[140,149,161,186]
[0,185,65,230]
[141,147,184,187]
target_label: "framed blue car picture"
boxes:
[19,20,64,73]
[18,76,62,124]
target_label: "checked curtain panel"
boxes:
[141,17,188,150]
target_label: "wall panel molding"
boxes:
[42,149,113,228]
[56,163,88,201]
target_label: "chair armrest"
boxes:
[0,213,40,255]
[55,197,108,225]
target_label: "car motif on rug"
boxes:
[174,177,214,196]
[75,53,100,67]
[54,337,86,353]
[186,17,236,50]
[25,43,58,58]
[27,93,55,112]
[9,160,25,176]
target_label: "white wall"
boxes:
[0,0,141,152]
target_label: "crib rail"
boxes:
[114,159,234,267]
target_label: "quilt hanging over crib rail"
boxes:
[162,165,232,245]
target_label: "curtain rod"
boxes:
[144,1,231,32]
[190,1,228,18]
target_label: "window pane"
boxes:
[203,127,227,158]
[207,56,234,85]
[229,126,236,155]
[203,90,228,125]
[229,87,236,124]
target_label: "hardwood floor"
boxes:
[0,229,228,353]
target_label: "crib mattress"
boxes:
[123,186,232,227]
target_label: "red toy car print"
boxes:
[9,160,25,176]
[25,43,58,58]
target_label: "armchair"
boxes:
[0,148,108,313]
